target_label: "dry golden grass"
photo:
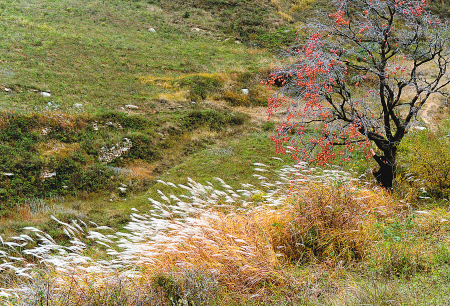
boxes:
[122,159,155,179]
[0,172,412,304]
[37,140,81,158]
[262,182,398,265]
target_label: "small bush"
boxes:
[262,121,275,131]
[397,122,450,199]
[223,72,269,107]
[126,131,161,162]
[181,109,247,131]
[0,111,146,210]
[176,74,224,101]
[223,90,249,106]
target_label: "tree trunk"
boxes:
[372,149,396,190]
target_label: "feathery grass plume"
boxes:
[0,163,402,304]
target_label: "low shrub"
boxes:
[176,74,224,101]
[0,110,156,212]
[223,72,269,107]
[262,121,275,131]
[397,122,450,199]
[223,90,249,106]
[181,109,247,131]
[126,131,161,162]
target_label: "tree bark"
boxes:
[372,151,396,190]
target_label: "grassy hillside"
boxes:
[0,0,297,218]
[1,0,450,305]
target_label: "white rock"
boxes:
[40,92,51,97]
[148,27,156,33]
[73,103,83,108]
[125,104,139,109]
[241,88,249,95]
[41,172,56,179]
[118,187,127,193]
[2,172,13,176]
[4,88,10,92]
[413,126,426,131]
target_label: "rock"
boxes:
[4,88,10,92]
[2,172,13,176]
[234,40,241,44]
[412,126,426,131]
[98,138,133,163]
[41,170,56,179]
[73,103,83,108]
[148,27,156,33]
[40,91,51,97]
[125,104,139,109]
[241,88,249,95]
[118,187,127,193]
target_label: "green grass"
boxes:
[0,0,278,112]
[143,131,288,198]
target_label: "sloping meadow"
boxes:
[0,108,248,217]
[0,163,416,305]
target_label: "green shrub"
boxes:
[181,109,247,131]
[126,131,161,162]
[223,90,249,106]
[262,121,275,131]
[176,74,224,101]
[397,122,450,199]
[223,71,269,107]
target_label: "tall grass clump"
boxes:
[0,164,401,304]
[263,181,398,265]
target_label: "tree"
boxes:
[267,0,450,189]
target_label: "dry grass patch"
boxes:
[0,168,409,304]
